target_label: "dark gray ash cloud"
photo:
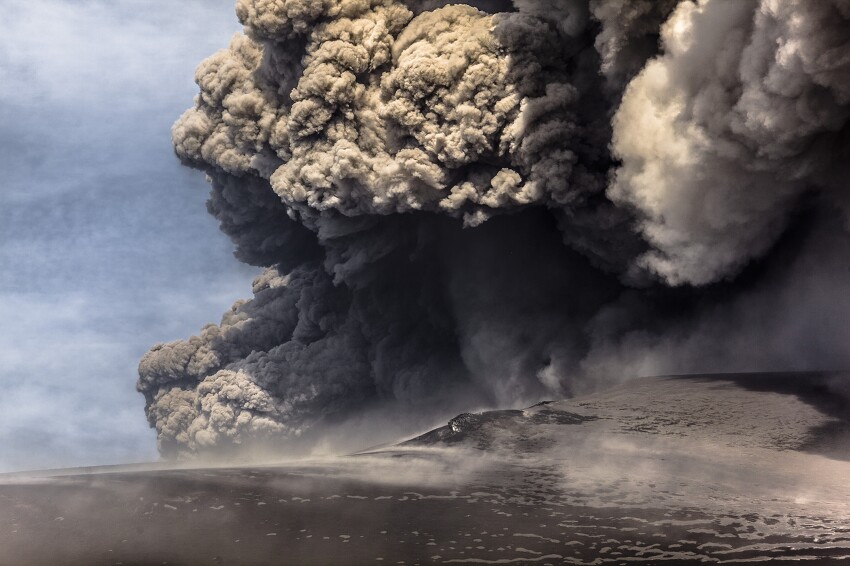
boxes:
[138,0,850,458]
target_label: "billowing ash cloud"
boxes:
[138,0,850,458]
[611,0,850,285]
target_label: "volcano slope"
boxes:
[2,372,850,565]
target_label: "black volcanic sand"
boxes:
[2,463,850,566]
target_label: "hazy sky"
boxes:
[0,0,256,472]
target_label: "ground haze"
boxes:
[2,373,850,565]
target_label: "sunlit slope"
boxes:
[408,372,850,456]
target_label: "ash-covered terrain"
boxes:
[3,372,850,565]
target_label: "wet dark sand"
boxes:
[2,462,850,565]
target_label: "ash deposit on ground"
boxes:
[3,373,850,564]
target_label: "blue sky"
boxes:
[0,0,258,472]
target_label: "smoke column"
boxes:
[137,0,850,458]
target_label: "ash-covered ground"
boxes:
[2,373,850,565]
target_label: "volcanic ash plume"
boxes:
[611,0,850,285]
[137,0,850,458]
